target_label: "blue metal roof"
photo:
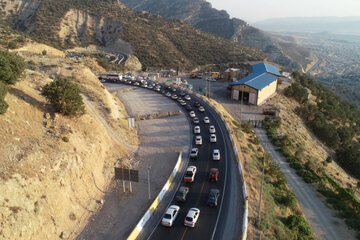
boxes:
[252,63,281,76]
[230,73,278,90]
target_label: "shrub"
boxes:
[42,77,85,117]
[326,156,333,163]
[285,215,312,237]
[0,50,26,84]
[7,41,17,49]
[62,136,69,142]
[42,50,47,56]
[241,122,252,133]
[0,100,8,114]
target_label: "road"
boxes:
[256,128,356,240]
[127,83,244,240]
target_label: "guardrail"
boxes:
[179,85,248,240]
[127,152,183,240]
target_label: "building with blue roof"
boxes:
[230,63,280,105]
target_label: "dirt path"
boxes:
[255,128,356,240]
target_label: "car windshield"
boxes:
[209,196,215,201]
[185,217,193,222]
[164,214,172,219]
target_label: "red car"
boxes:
[194,101,200,107]
[209,168,219,182]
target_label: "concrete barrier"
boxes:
[127,152,183,240]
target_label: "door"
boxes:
[249,93,256,105]
[232,89,239,100]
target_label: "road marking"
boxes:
[180,228,188,240]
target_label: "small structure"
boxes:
[160,69,176,77]
[223,68,241,81]
[230,63,281,105]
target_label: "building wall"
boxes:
[257,80,278,105]
[231,85,258,100]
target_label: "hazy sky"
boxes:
[207,0,360,22]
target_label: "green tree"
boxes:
[42,77,85,117]
[0,50,26,85]
[7,41,17,49]
[0,81,9,114]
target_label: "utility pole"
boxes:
[258,149,268,239]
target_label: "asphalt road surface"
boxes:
[118,81,244,240]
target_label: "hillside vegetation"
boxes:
[2,0,265,70]
[0,24,138,239]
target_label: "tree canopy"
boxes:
[0,50,26,85]
[42,77,85,117]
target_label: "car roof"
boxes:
[213,149,219,153]
[210,189,220,194]
[194,126,200,128]
[210,134,216,137]
[191,148,198,151]
[166,205,179,214]
[210,125,215,128]
[196,135,201,139]
[179,186,189,192]
[187,166,196,171]
[210,168,219,172]
[189,208,200,214]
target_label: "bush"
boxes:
[241,122,252,133]
[42,50,47,56]
[62,136,69,142]
[0,100,9,114]
[285,215,312,238]
[42,77,85,117]
[7,41,17,49]
[0,50,26,85]
[326,156,333,163]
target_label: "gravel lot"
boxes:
[77,83,191,240]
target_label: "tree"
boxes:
[42,77,85,117]
[0,81,8,114]
[0,50,26,85]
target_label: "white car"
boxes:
[190,148,198,158]
[193,118,199,124]
[172,94,178,100]
[184,166,197,182]
[194,126,201,134]
[209,125,216,133]
[198,106,205,112]
[210,134,217,143]
[195,135,202,145]
[189,111,196,118]
[213,149,220,160]
[161,205,180,227]
[203,117,210,124]
[184,95,191,101]
[166,92,172,97]
[184,208,200,227]
[180,101,187,106]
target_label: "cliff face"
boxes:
[1,0,265,70]
[120,0,307,69]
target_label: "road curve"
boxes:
[122,82,244,240]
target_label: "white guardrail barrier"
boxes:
[127,152,183,240]
[128,83,248,240]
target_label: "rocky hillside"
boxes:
[0,25,138,239]
[0,0,265,70]
[120,0,312,70]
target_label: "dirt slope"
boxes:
[0,41,138,239]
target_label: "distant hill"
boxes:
[254,17,360,36]
[0,0,265,70]
[119,0,312,70]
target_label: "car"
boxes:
[206,77,216,82]
[194,126,200,134]
[171,94,178,100]
[190,148,199,158]
[194,102,200,107]
[184,208,200,227]
[171,88,177,92]
[209,168,219,182]
[195,135,202,145]
[161,205,180,227]
[193,117,199,124]
[161,90,166,94]
[203,117,210,124]
[197,74,203,79]
[166,92,172,97]
[184,166,197,182]
[177,97,183,102]
[209,125,216,133]
[147,85,153,89]
[180,91,186,96]
[210,134,217,143]
[133,82,140,86]
[213,149,220,160]
[189,111,196,118]
[207,189,220,206]
[180,101,187,106]
[185,105,192,111]
[198,106,205,112]
[175,186,189,202]
[184,95,191,101]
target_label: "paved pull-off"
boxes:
[256,128,356,240]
